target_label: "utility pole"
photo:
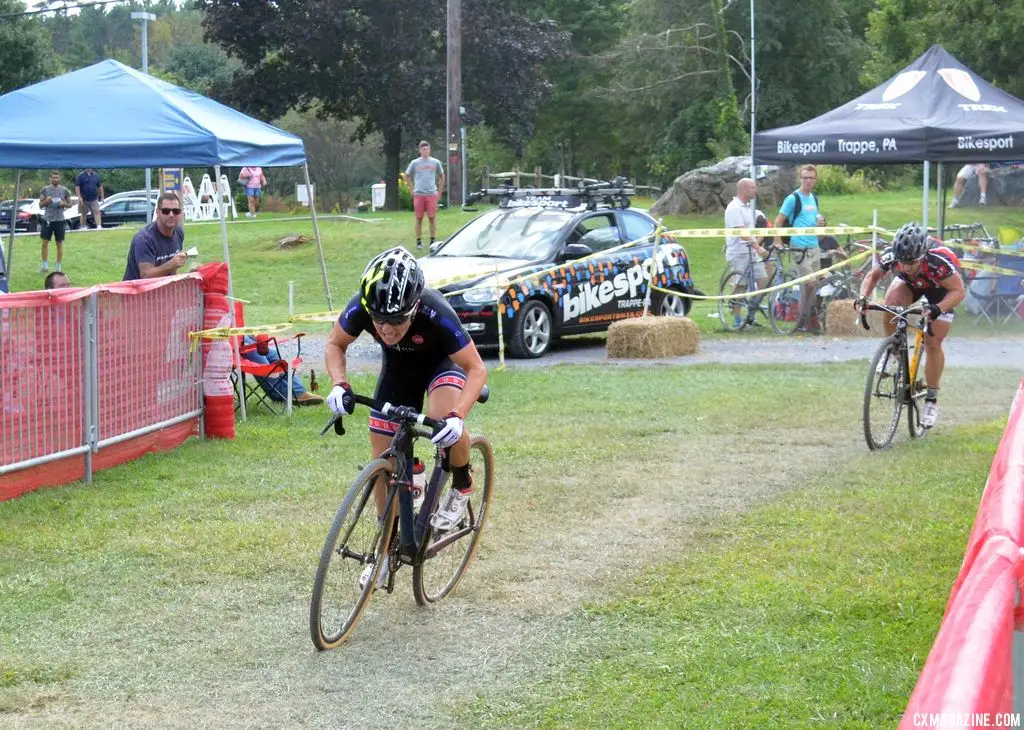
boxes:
[446,0,463,206]
[132,11,157,223]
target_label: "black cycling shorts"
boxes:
[369,358,466,435]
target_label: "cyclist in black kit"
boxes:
[324,247,488,585]
[857,222,965,429]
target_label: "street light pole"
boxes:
[749,0,756,180]
[132,11,157,223]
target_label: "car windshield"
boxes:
[437,208,570,260]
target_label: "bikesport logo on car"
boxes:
[562,249,680,321]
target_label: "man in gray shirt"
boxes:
[38,170,71,274]
[403,140,445,250]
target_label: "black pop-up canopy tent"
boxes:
[754,45,1024,164]
[754,45,1024,231]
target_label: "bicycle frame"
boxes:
[862,302,931,406]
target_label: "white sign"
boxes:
[296,183,316,207]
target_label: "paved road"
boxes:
[297,332,1024,373]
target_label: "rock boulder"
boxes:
[650,156,799,217]
[952,164,1024,207]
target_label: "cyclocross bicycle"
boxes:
[309,388,494,650]
[718,244,797,334]
[860,302,932,450]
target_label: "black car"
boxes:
[0,199,39,233]
[418,181,695,358]
[67,194,156,229]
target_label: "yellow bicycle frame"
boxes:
[907,324,925,387]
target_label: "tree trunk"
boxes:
[383,126,402,211]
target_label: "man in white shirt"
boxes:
[723,178,770,328]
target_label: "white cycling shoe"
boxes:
[431,487,472,531]
[358,555,389,591]
[921,401,939,429]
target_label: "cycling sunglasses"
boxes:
[159,207,183,215]
[370,311,414,326]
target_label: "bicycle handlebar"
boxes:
[320,385,490,436]
[857,301,933,337]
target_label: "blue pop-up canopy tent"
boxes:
[0,60,331,311]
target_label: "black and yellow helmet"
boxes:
[359,246,425,317]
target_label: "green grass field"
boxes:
[6,189,1024,336]
[1,362,1020,726]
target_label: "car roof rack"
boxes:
[463,177,635,211]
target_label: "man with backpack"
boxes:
[773,164,825,334]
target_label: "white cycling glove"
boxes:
[327,383,354,415]
[431,411,464,447]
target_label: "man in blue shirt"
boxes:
[75,168,105,229]
[774,164,825,333]
[123,192,187,280]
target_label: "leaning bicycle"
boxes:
[309,388,494,650]
[718,244,796,333]
[860,302,932,450]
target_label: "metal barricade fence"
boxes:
[0,276,204,495]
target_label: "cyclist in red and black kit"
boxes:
[857,222,965,428]
[324,247,488,585]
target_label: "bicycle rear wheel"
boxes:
[310,459,396,650]
[412,436,495,605]
[863,338,904,450]
[717,269,752,332]
[768,271,802,335]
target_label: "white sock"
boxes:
[979,193,987,204]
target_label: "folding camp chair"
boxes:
[229,301,307,414]
[968,253,1024,326]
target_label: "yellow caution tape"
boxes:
[663,225,880,238]
[958,241,1024,259]
[649,249,874,302]
[289,311,340,324]
[960,260,1022,276]
[188,322,294,341]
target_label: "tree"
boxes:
[0,0,60,93]
[865,0,1024,99]
[197,0,567,209]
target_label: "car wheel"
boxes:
[27,216,38,233]
[657,290,692,317]
[507,299,553,358]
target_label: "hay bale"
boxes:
[606,316,699,359]
[825,299,885,336]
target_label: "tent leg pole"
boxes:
[214,163,246,422]
[923,161,930,232]
[937,162,945,240]
[303,162,333,311]
[3,170,21,290]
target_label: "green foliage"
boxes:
[865,0,1024,98]
[814,165,880,195]
[0,0,60,92]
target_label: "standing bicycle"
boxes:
[310,389,494,648]
[858,222,965,429]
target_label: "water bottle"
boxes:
[411,457,426,512]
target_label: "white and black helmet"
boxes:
[359,246,425,317]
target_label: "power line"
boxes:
[2,1,129,20]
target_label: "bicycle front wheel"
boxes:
[310,459,396,650]
[863,337,904,450]
[717,269,752,332]
[768,272,802,335]
[412,436,495,605]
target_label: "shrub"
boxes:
[814,165,880,195]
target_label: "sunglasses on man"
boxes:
[160,207,182,215]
